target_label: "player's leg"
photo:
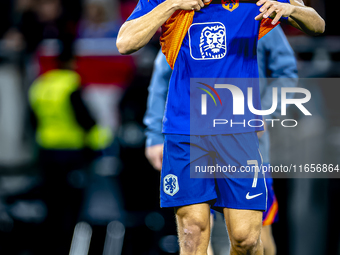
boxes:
[211,132,266,254]
[207,213,214,255]
[161,134,218,254]
[176,203,211,255]
[262,174,278,255]
[224,208,263,255]
[261,225,276,255]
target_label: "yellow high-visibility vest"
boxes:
[29,69,112,150]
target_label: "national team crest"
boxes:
[222,0,239,12]
[163,174,179,196]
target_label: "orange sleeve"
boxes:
[160,10,195,70]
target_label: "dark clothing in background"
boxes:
[30,89,96,131]
[29,86,98,254]
[71,90,96,131]
[16,11,77,54]
[0,0,12,38]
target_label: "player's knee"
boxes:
[179,215,209,249]
[230,228,261,252]
[180,224,203,251]
[181,217,208,237]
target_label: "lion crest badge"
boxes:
[222,0,239,12]
[163,174,179,196]
[199,25,226,59]
[189,22,227,60]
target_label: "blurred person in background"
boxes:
[0,1,82,181]
[116,53,182,254]
[4,0,77,54]
[0,0,14,40]
[77,0,122,38]
[28,44,112,254]
[144,25,298,255]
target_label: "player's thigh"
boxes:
[212,133,267,211]
[224,208,263,243]
[161,134,217,208]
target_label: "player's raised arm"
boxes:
[116,0,206,55]
[255,0,325,36]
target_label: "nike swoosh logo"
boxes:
[246,192,263,200]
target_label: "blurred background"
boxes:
[0,0,339,254]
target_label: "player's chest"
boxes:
[192,1,260,26]
[186,2,260,60]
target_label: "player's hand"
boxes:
[145,144,164,171]
[170,0,210,11]
[257,120,267,139]
[255,0,295,25]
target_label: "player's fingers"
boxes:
[198,0,204,8]
[255,12,265,20]
[256,0,267,6]
[271,10,282,25]
[259,1,274,13]
[189,1,195,10]
[255,1,274,20]
[263,5,277,18]
[259,1,274,12]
